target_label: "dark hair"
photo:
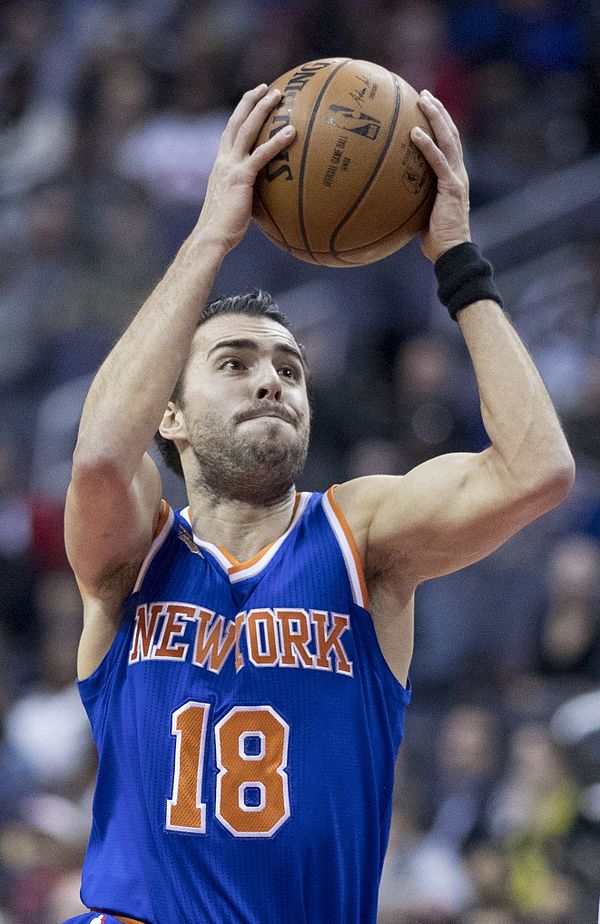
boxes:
[154,290,304,479]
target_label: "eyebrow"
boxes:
[206,337,306,369]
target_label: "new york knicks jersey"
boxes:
[78,488,411,924]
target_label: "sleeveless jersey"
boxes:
[78,488,411,924]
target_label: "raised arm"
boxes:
[65,84,294,601]
[336,90,575,588]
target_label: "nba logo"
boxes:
[90,916,106,924]
[327,104,381,140]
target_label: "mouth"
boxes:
[241,414,293,424]
[238,408,296,425]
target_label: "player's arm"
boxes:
[336,91,574,586]
[65,85,295,599]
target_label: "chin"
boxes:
[248,419,294,442]
[248,437,294,463]
[247,429,307,468]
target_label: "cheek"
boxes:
[298,401,312,436]
[293,383,309,412]
[183,398,229,438]
[301,393,311,422]
[185,380,231,415]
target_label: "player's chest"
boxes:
[126,591,356,683]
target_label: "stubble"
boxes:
[185,407,310,506]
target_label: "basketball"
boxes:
[253,58,437,268]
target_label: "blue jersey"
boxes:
[78,488,411,924]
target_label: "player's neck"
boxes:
[184,484,298,563]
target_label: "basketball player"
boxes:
[63,85,574,923]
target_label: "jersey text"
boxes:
[129,603,354,677]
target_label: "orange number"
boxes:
[166,703,290,837]
[215,706,290,837]
[166,701,210,832]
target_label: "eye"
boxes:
[279,365,299,380]
[220,358,245,372]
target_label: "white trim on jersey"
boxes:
[321,491,366,609]
[132,505,175,594]
[179,493,311,583]
[179,509,233,572]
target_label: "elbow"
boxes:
[71,446,129,490]
[530,451,576,511]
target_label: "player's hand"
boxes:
[410,90,470,263]
[195,85,296,254]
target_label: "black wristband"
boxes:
[434,242,503,321]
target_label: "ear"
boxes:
[158,401,188,443]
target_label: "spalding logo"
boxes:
[266,61,335,183]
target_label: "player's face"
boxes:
[176,313,311,504]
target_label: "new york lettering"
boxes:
[129,602,354,677]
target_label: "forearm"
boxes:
[74,228,225,477]
[458,299,575,492]
[72,84,293,483]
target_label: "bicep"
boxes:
[364,449,544,584]
[65,451,163,596]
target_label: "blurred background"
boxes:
[0,0,599,921]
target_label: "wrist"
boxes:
[181,225,230,263]
[434,237,471,263]
[434,242,503,321]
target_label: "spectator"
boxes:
[534,535,600,682]
[487,723,579,918]
[4,572,92,790]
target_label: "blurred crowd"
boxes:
[0,0,599,921]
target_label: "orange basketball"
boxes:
[253,58,436,268]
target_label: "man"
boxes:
[63,84,574,923]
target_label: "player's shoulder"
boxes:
[327,475,405,558]
[332,474,405,519]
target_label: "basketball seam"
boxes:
[298,59,352,263]
[329,71,402,257]
[333,185,437,262]
[270,185,434,265]
[259,226,319,265]
[254,191,292,252]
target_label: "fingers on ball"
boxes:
[411,127,449,177]
[250,124,295,170]
[418,91,461,146]
[234,88,284,152]
[418,91,452,131]
[224,84,272,143]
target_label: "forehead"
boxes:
[190,313,301,360]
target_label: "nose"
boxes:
[254,364,282,401]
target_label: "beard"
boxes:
[184,405,310,506]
